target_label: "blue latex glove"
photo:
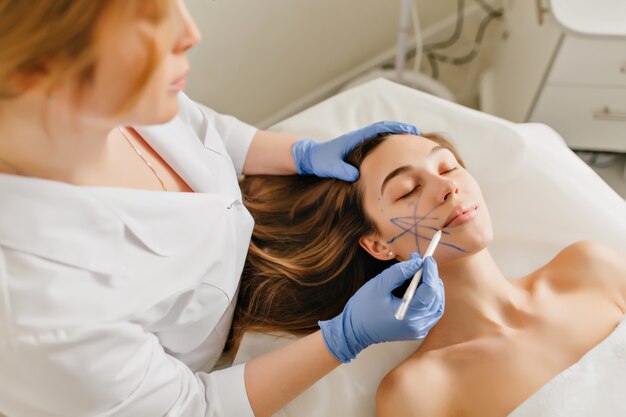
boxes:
[319,254,445,363]
[292,121,420,181]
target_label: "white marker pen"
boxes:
[395,229,442,320]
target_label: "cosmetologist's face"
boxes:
[358,134,493,266]
[57,0,201,126]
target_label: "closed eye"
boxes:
[397,166,457,200]
[399,185,420,200]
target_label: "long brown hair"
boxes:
[0,0,173,115]
[227,133,464,353]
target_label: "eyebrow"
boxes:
[379,145,447,196]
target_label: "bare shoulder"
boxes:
[557,240,625,261]
[548,240,626,308]
[376,355,457,417]
[552,240,626,276]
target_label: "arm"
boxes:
[241,121,422,179]
[179,93,419,179]
[245,330,341,417]
[0,323,338,417]
[241,129,301,176]
[176,93,301,176]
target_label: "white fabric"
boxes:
[509,315,626,417]
[0,92,258,417]
[234,78,626,417]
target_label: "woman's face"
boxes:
[54,0,201,126]
[358,134,493,266]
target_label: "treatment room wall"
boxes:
[185,0,469,127]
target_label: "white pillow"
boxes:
[233,78,626,417]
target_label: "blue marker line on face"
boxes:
[386,196,436,245]
[386,196,467,254]
[436,240,467,253]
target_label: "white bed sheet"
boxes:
[233,78,626,417]
[509,314,626,417]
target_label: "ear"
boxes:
[359,233,394,261]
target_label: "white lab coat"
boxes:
[0,92,259,417]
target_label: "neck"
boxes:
[0,91,117,182]
[427,248,534,345]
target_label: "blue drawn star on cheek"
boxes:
[386,195,467,255]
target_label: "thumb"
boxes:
[379,255,422,292]
[412,257,440,306]
[419,256,439,287]
[334,162,360,182]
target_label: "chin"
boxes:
[159,95,181,122]
[434,222,493,265]
[458,203,494,251]
[463,218,494,251]
[157,106,180,124]
[138,99,180,125]
[464,230,493,254]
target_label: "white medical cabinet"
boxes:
[480,0,626,153]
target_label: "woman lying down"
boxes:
[227,132,626,416]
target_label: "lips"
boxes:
[170,69,189,86]
[442,202,478,229]
[171,75,186,85]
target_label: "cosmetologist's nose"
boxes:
[173,0,202,54]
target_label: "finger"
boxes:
[395,254,423,280]
[379,256,422,291]
[409,252,423,261]
[419,256,439,287]
[412,275,440,306]
[427,279,445,311]
[425,287,445,321]
[333,163,360,182]
[369,121,420,136]
[344,121,421,149]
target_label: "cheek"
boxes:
[130,63,180,124]
[80,58,179,124]
[72,58,144,120]
[81,27,177,123]
[91,36,147,110]
[374,203,441,259]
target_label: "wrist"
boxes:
[291,138,316,176]
[318,314,358,364]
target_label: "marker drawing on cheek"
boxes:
[386,197,468,253]
[386,196,435,255]
[439,240,468,252]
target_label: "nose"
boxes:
[173,0,202,54]
[435,176,459,204]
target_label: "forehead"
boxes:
[359,135,440,184]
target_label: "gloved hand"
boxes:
[292,121,420,181]
[319,254,445,363]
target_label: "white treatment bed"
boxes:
[233,78,626,417]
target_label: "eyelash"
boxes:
[398,166,458,200]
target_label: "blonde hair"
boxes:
[0,0,173,115]
[226,133,464,354]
